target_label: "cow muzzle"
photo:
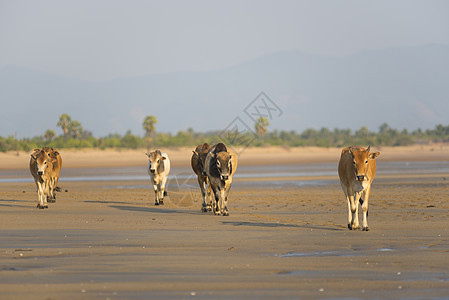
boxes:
[220,175,229,181]
[38,171,44,176]
[356,175,365,181]
[150,169,156,174]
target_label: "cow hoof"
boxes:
[201,206,208,213]
[223,211,229,216]
[362,227,369,231]
[154,202,159,206]
[159,200,164,205]
[348,224,352,230]
[38,205,45,209]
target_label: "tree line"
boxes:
[1,114,449,152]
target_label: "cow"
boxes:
[338,146,380,231]
[204,143,238,216]
[146,150,170,205]
[29,148,60,209]
[191,143,213,212]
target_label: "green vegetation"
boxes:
[1,114,449,153]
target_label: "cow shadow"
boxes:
[109,205,200,215]
[221,221,344,231]
[0,199,31,208]
[85,200,131,205]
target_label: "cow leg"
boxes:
[352,193,361,230]
[48,178,56,203]
[222,183,232,216]
[346,193,359,230]
[361,188,370,231]
[152,182,159,205]
[206,182,212,211]
[37,182,44,209]
[198,177,208,212]
[43,181,49,208]
[159,180,166,205]
[211,185,220,215]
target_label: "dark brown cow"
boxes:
[338,146,380,231]
[204,143,238,216]
[191,143,213,212]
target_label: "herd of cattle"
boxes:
[29,143,380,230]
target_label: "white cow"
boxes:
[146,150,170,205]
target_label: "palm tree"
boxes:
[69,120,83,139]
[44,129,56,142]
[255,117,270,138]
[143,115,158,150]
[57,113,72,137]
[143,115,158,137]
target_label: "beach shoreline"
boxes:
[1,144,448,170]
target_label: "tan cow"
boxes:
[191,143,213,212]
[338,146,380,231]
[204,143,238,216]
[39,147,62,202]
[29,148,61,209]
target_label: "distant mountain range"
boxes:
[1,44,448,138]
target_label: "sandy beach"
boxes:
[1,146,449,299]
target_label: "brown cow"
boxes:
[29,148,61,209]
[204,143,238,216]
[191,143,213,212]
[338,146,380,231]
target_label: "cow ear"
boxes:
[161,156,166,160]
[369,152,380,159]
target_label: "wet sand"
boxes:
[1,147,449,299]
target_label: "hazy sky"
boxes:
[1,0,448,81]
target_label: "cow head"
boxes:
[215,151,233,181]
[31,150,55,177]
[350,146,380,181]
[146,150,166,174]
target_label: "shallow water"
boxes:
[1,161,449,185]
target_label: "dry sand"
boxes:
[1,146,449,299]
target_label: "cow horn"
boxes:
[366,146,371,152]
